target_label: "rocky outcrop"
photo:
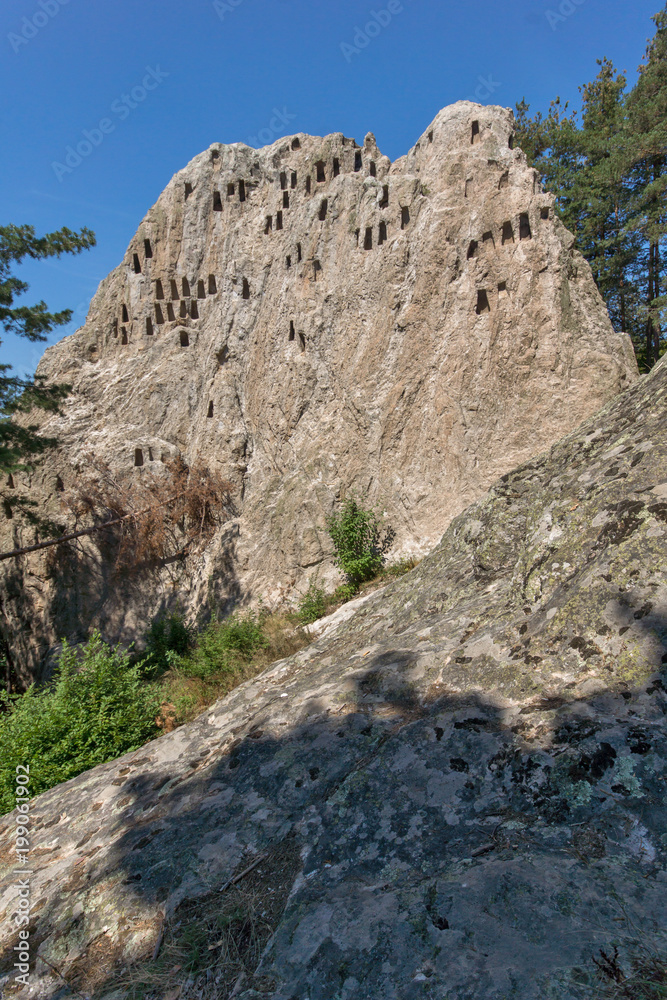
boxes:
[0,101,637,680]
[1,354,665,1000]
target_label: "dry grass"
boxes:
[156,611,311,728]
[103,838,302,1000]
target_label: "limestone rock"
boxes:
[1,354,665,1000]
[0,101,637,679]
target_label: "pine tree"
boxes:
[0,224,95,474]
[515,6,667,370]
[626,6,667,369]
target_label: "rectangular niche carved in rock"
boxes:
[364,227,373,250]
[184,182,193,199]
[378,221,387,245]
[299,331,306,352]
[380,185,389,209]
[207,401,214,418]
[144,239,153,258]
[208,274,217,294]
[297,243,302,262]
[213,191,223,211]
[155,304,164,324]
[146,316,154,335]
[280,172,287,190]
[306,176,312,194]
[369,161,376,177]
[333,157,340,177]
[476,289,491,314]
[499,172,509,190]
[471,120,480,144]
[198,280,206,298]
[319,199,328,221]
[313,260,322,281]
[122,304,129,322]
[265,215,273,234]
[121,328,128,344]
[276,211,283,230]
[155,279,164,299]
[467,240,479,260]
[282,190,289,208]
[191,301,199,319]
[113,319,118,338]
[520,213,532,240]
[465,178,474,198]
[242,278,250,299]
[133,253,141,273]
[541,207,550,220]
[227,182,235,197]
[182,277,191,297]
[316,160,326,182]
[291,171,297,189]
[498,281,509,299]
[291,137,301,150]
[289,320,295,341]
[167,303,176,322]
[180,301,187,318]
[354,151,362,172]
[170,279,179,300]
[286,255,292,269]
[239,180,246,202]
[134,448,144,467]
[180,330,190,347]
[401,206,410,230]
[501,222,514,245]
[483,231,495,249]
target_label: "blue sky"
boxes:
[1,0,660,378]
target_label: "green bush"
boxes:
[177,610,270,680]
[145,610,194,672]
[0,632,160,815]
[297,582,327,624]
[326,496,394,588]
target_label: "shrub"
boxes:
[326,496,394,588]
[145,610,194,672]
[0,632,160,815]
[297,582,327,624]
[177,610,270,680]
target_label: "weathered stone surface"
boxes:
[1,354,665,1000]
[0,101,637,681]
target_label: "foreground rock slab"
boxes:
[1,358,666,999]
[0,100,637,681]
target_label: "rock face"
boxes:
[0,101,637,680]
[1,356,665,1000]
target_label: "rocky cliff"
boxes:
[1,351,665,1000]
[0,101,637,681]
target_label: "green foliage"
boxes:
[0,631,160,815]
[0,223,96,474]
[176,610,270,680]
[515,6,667,371]
[332,582,359,603]
[297,582,328,624]
[144,610,195,672]
[326,496,394,587]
